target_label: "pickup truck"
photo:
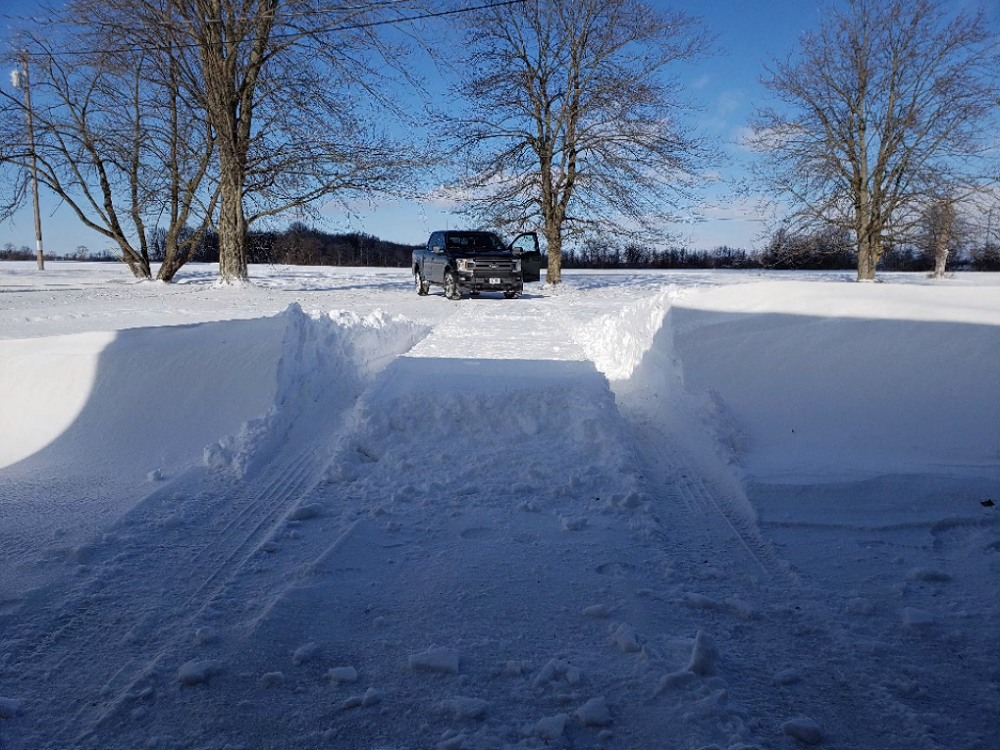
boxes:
[413,230,543,300]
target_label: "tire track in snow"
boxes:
[29,410,345,749]
[611,414,919,750]
[610,383,797,587]
[5,308,431,750]
[578,297,931,750]
[183,449,319,605]
[571,289,797,583]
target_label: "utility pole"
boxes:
[11,50,44,270]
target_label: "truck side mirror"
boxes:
[432,245,442,253]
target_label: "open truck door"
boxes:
[510,232,543,283]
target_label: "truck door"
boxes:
[426,232,445,282]
[510,232,542,282]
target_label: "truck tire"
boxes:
[504,290,521,299]
[414,269,429,296]
[444,270,462,300]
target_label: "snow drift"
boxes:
[666,281,1000,483]
[0,304,429,593]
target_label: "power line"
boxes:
[8,0,528,60]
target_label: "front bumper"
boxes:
[456,270,523,293]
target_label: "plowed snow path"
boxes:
[405,296,590,362]
[3,279,995,750]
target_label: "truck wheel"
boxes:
[503,290,521,299]
[444,271,462,300]
[414,269,429,296]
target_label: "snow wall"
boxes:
[0,306,430,583]
[580,282,1000,485]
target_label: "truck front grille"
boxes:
[473,261,514,273]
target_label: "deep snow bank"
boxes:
[668,281,1000,482]
[576,278,1000,484]
[574,287,679,382]
[0,305,429,593]
[0,316,285,476]
[203,304,429,478]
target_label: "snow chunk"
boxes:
[561,515,588,531]
[662,630,721,688]
[193,627,219,646]
[292,641,318,665]
[583,604,611,619]
[724,597,756,619]
[611,623,640,653]
[774,669,803,686]
[847,598,874,615]
[203,441,235,470]
[157,513,184,530]
[439,696,489,721]
[685,593,720,610]
[576,696,612,727]
[782,716,823,745]
[289,503,323,521]
[340,687,382,711]
[687,630,720,676]
[409,647,460,674]
[437,734,467,750]
[534,713,568,740]
[532,658,571,688]
[326,666,359,684]
[176,659,223,686]
[660,669,697,690]
[502,660,524,677]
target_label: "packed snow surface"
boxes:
[1,262,998,750]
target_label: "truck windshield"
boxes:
[445,232,505,252]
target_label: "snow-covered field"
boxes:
[1,261,998,750]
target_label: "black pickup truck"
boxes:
[413,230,543,300]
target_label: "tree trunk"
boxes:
[545,229,562,285]
[116,239,151,279]
[931,205,954,279]
[856,233,879,281]
[932,246,949,278]
[157,254,183,282]
[217,153,249,283]
[157,228,185,282]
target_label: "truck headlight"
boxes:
[457,259,476,272]
[513,259,521,272]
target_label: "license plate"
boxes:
[489,277,501,284]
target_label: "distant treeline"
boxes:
[4,224,999,272]
[564,230,1000,272]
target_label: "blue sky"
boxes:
[2,0,997,255]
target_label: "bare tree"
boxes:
[0,1,217,281]
[914,194,973,278]
[3,0,430,283]
[748,0,1000,281]
[927,200,956,279]
[168,0,429,283]
[441,0,713,284]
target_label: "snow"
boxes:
[1,261,998,750]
